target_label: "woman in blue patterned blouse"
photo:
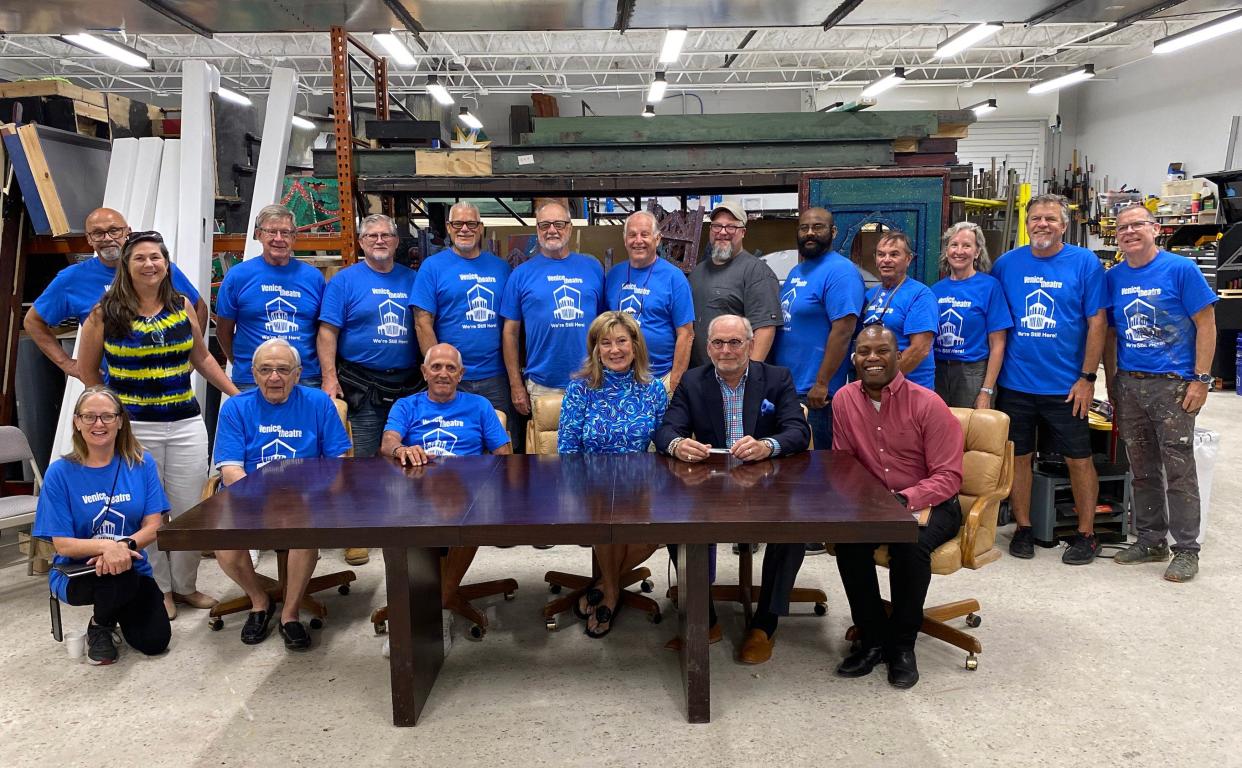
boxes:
[558,311,667,638]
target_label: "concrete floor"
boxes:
[2,391,1239,768]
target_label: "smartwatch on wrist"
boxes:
[1079,371,1097,383]
[118,537,137,551]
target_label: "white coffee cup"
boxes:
[64,630,86,660]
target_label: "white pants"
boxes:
[132,417,209,594]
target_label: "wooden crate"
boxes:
[414,147,492,176]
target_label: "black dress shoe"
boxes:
[279,620,312,651]
[240,606,275,645]
[886,649,920,688]
[836,645,884,678]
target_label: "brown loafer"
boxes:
[663,622,723,651]
[344,548,370,566]
[173,591,219,610]
[738,628,775,664]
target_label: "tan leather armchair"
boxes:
[865,407,1014,670]
[526,393,563,456]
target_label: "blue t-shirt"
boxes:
[605,259,695,377]
[930,273,1014,363]
[32,451,168,601]
[319,261,418,371]
[213,386,352,474]
[409,249,511,380]
[499,253,605,388]
[993,244,1105,395]
[33,256,202,326]
[384,390,510,457]
[1105,250,1217,378]
[773,251,865,395]
[216,257,325,384]
[861,279,938,389]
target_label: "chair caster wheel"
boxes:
[545,619,557,632]
[965,613,981,628]
[309,618,324,630]
[965,654,979,671]
[504,591,516,601]
[338,584,350,596]
[640,579,654,593]
[468,624,485,641]
[208,617,224,631]
[374,621,387,635]
[649,611,662,624]
[548,584,562,594]
[813,602,827,617]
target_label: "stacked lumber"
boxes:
[0,80,162,139]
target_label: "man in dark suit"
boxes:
[655,314,811,664]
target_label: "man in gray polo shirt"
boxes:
[688,200,782,367]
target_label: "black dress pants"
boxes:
[66,569,171,655]
[835,497,962,652]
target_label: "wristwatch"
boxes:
[117,537,137,551]
[1079,371,1098,383]
[979,386,995,396]
[893,492,909,508]
[1194,372,1213,384]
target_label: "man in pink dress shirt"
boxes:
[831,324,964,688]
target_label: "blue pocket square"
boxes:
[760,399,776,415]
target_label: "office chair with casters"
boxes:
[205,398,358,631]
[528,394,661,631]
[843,407,1014,671]
[370,409,519,641]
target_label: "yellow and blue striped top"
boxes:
[103,306,200,422]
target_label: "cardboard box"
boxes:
[415,148,492,176]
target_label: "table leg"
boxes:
[383,546,444,727]
[677,542,710,723]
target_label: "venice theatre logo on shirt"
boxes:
[258,423,304,466]
[83,490,133,539]
[419,415,465,456]
[464,278,497,323]
[1019,276,1063,332]
[376,298,407,339]
[781,277,807,327]
[618,281,651,322]
[548,275,585,322]
[1121,285,1163,345]
[263,293,300,334]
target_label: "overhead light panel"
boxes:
[217,86,252,106]
[373,31,417,68]
[291,115,317,131]
[659,28,688,63]
[647,72,668,103]
[458,106,483,130]
[1027,64,1095,94]
[642,104,656,118]
[59,33,150,69]
[1153,8,1242,54]
[968,98,998,116]
[933,22,1003,59]
[860,67,905,99]
[426,74,454,106]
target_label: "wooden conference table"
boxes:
[160,451,916,727]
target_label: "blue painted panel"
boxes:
[2,132,51,234]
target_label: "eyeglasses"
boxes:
[709,223,745,234]
[258,227,295,238]
[708,338,748,350]
[448,220,483,231]
[76,412,120,425]
[536,220,571,232]
[1115,221,1156,234]
[797,223,831,234]
[254,366,298,377]
[360,232,398,242]
[87,227,128,242]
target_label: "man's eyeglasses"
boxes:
[76,412,120,425]
[708,338,747,350]
[448,220,483,231]
[1115,221,1156,234]
[797,223,831,234]
[709,223,745,234]
[87,227,129,242]
[255,366,298,377]
[536,220,571,232]
[258,227,295,238]
[360,232,398,242]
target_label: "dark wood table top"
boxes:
[160,452,917,551]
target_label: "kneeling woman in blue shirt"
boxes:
[558,311,668,638]
[33,386,171,665]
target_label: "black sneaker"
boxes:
[240,605,276,645]
[1009,526,1035,559]
[87,620,118,666]
[279,620,312,651]
[1062,533,1100,565]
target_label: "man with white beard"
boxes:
[687,200,782,367]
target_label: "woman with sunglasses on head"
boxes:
[32,386,172,665]
[78,231,239,620]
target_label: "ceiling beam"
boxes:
[383,0,430,51]
[822,0,865,31]
[136,0,215,38]
[1025,0,1091,27]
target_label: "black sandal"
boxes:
[585,598,621,639]
[573,583,604,620]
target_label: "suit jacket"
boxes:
[655,361,810,455]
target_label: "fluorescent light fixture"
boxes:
[933,22,1002,59]
[59,33,150,69]
[968,98,998,116]
[373,31,417,68]
[458,106,483,130]
[659,28,688,63]
[1027,64,1095,94]
[426,74,454,106]
[1153,8,1242,54]
[647,72,668,103]
[642,104,656,118]
[860,67,905,99]
[291,115,317,131]
[217,86,252,106]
